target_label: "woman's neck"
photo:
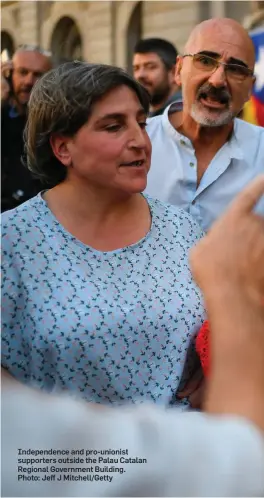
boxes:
[43,180,151,251]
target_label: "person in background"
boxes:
[1,62,205,408]
[145,18,264,232]
[2,175,264,497]
[133,38,182,117]
[1,44,52,212]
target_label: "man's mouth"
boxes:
[19,89,32,96]
[199,96,227,109]
[198,88,230,109]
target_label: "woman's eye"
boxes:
[105,124,121,132]
[105,122,147,132]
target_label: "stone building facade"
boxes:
[1,1,263,72]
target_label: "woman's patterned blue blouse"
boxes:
[1,194,205,406]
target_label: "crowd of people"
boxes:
[1,15,264,497]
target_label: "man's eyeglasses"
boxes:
[183,53,254,82]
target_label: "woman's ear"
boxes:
[50,135,72,167]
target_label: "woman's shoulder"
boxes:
[1,194,45,248]
[2,194,42,226]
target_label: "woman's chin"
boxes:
[118,177,148,195]
[129,179,148,194]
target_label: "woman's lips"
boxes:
[120,160,145,167]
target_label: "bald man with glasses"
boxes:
[145,18,264,232]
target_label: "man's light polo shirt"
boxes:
[146,103,264,231]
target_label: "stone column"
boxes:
[19,1,39,45]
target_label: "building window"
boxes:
[1,31,14,57]
[127,2,142,74]
[51,16,83,65]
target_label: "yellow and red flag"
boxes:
[243,26,264,126]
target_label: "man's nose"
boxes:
[134,67,147,80]
[23,72,35,86]
[208,64,227,88]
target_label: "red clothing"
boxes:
[196,320,210,376]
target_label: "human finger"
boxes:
[228,175,264,218]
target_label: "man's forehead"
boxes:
[13,51,51,70]
[134,52,161,63]
[191,29,242,48]
[186,22,255,64]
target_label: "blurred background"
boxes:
[1,0,264,72]
[1,1,264,125]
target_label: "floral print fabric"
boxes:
[1,193,205,406]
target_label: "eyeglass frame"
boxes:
[182,53,254,81]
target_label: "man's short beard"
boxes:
[190,101,235,127]
[151,81,171,106]
[13,94,29,114]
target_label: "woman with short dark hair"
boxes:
[1,62,205,406]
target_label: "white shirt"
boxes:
[2,386,264,497]
[146,103,264,231]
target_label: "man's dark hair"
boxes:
[134,38,178,70]
[24,62,150,185]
